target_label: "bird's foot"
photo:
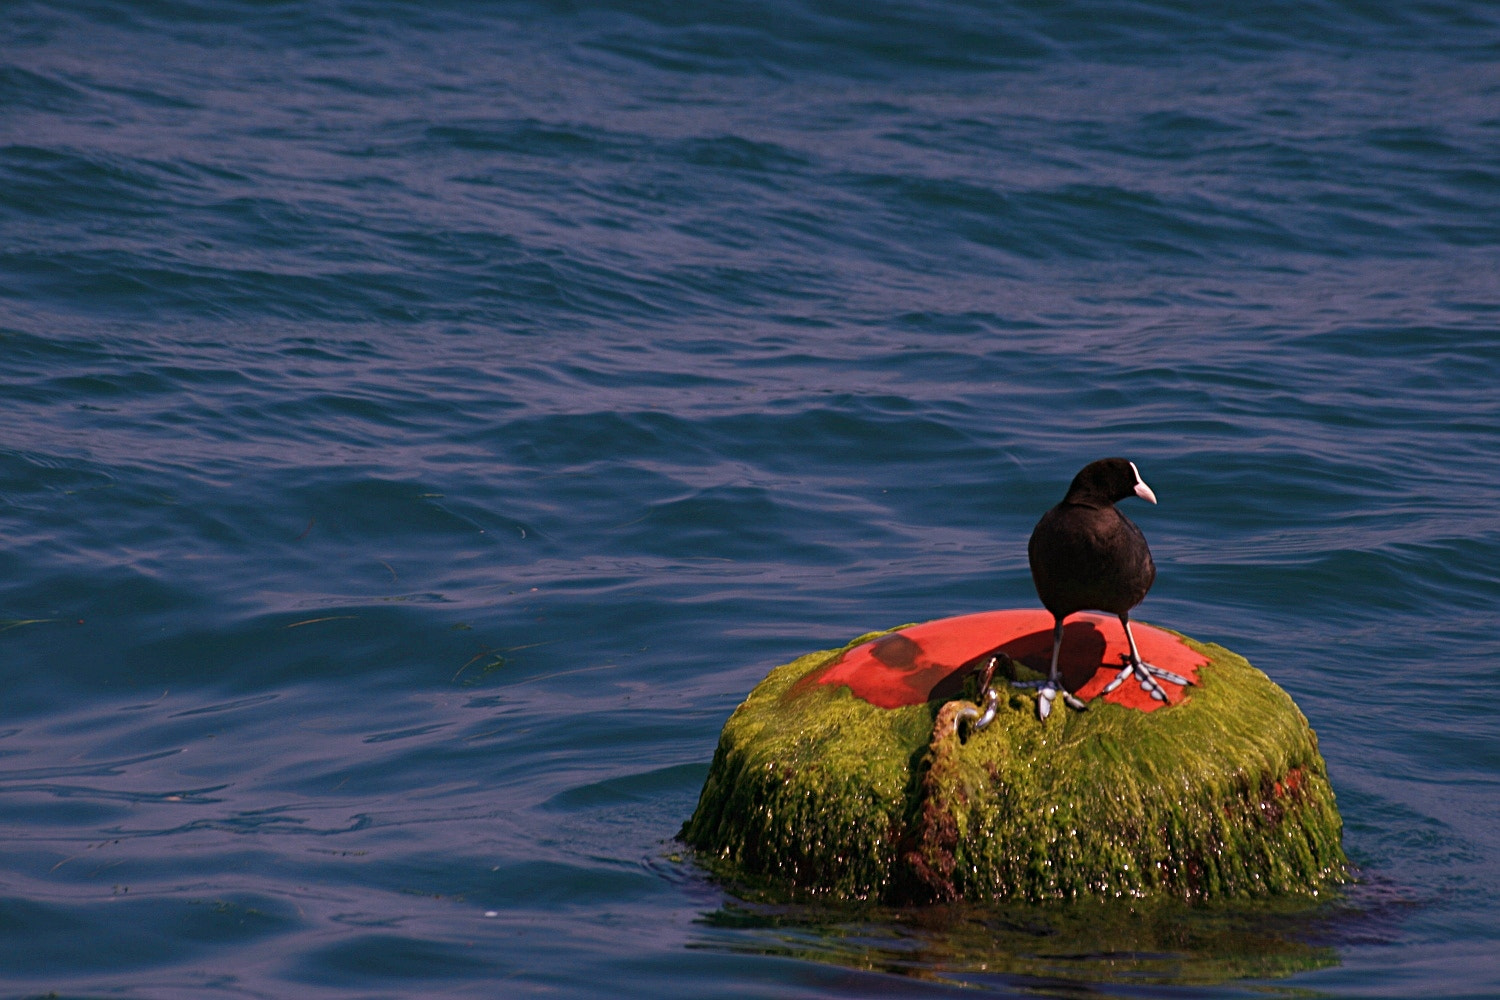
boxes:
[1101,657,1193,702]
[1034,680,1088,720]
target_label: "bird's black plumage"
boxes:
[1023,457,1170,718]
[1028,457,1156,621]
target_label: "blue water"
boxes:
[3,1,1499,996]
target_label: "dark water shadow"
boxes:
[686,874,1419,996]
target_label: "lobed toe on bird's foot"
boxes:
[1036,681,1087,720]
[1104,659,1184,701]
[1101,662,1135,695]
[1143,662,1194,687]
[1036,683,1055,720]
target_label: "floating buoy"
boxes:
[682,610,1347,904]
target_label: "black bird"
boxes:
[1025,458,1191,719]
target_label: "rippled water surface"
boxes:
[3,1,1499,996]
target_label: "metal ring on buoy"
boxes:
[952,684,1000,735]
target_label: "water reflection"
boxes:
[692,879,1414,994]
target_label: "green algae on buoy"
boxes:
[681,609,1347,904]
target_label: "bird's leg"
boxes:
[1102,614,1194,701]
[1017,618,1088,720]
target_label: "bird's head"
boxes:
[1066,457,1157,506]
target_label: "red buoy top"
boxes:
[800,609,1207,712]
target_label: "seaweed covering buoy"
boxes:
[681,610,1347,904]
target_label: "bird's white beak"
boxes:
[1130,462,1158,504]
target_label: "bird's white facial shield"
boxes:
[1129,461,1158,504]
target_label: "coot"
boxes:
[1025,458,1192,719]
